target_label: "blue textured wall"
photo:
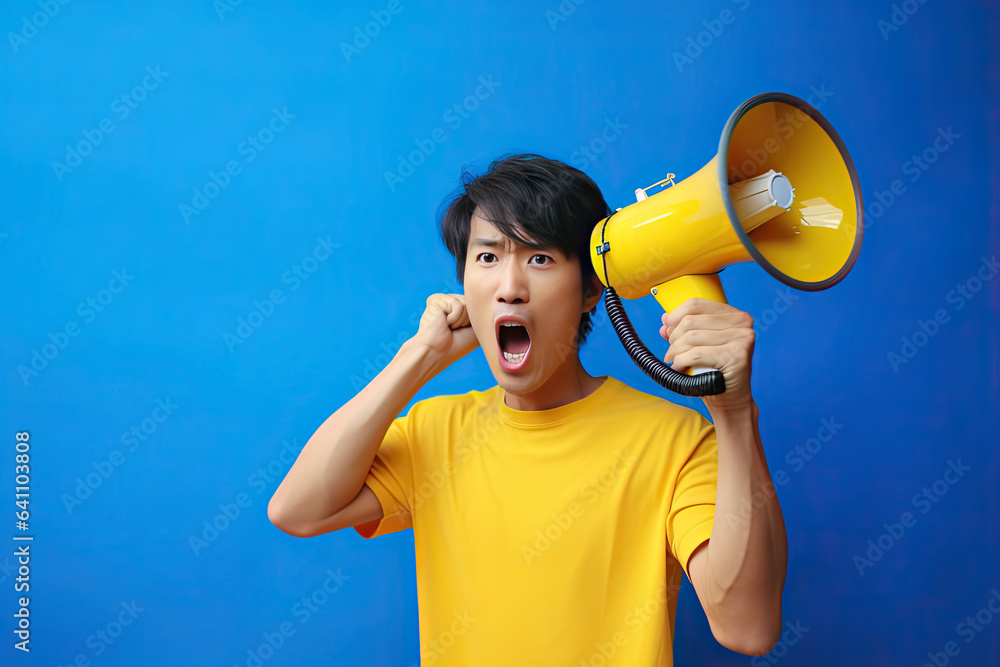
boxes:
[1,1,997,665]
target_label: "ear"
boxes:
[582,274,604,312]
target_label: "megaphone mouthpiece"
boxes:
[729,169,796,233]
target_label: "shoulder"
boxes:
[602,378,717,462]
[395,386,503,450]
[593,379,716,478]
[406,385,503,420]
[604,376,712,426]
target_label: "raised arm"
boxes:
[267,293,478,537]
[661,298,787,656]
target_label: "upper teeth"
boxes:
[501,323,526,363]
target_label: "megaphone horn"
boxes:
[591,92,864,397]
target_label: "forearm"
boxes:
[701,401,787,645]
[268,340,441,535]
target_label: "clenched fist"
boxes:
[410,293,481,370]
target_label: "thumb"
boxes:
[445,298,469,328]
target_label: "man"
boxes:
[268,154,787,665]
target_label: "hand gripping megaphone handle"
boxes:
[592,91,864,397]
[604,287,727,397]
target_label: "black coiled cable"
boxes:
[603,286,726,397]
[598,209,726,397]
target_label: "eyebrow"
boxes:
[470,237,557,253]
[470,237,505,249]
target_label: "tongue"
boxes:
[500,325,530,354]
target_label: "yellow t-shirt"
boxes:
[355,375,718,666]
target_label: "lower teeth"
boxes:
[503,351,526,362]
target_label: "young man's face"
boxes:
[463,208,600,402]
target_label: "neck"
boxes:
[503,357,605,411]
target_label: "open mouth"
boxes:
[497,321,531,367]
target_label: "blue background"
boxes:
[1,0,997,665]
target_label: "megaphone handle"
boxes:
[651,273,731,381]
[604,288,726,397]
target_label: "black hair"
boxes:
[439,154,610,345]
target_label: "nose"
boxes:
[496,259,529,304]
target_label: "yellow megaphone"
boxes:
[591,92,863,396]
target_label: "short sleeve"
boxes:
[354,414,415,539]
[665,416,718,576]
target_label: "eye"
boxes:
[530,254,552,265]
[477,252,497,263]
